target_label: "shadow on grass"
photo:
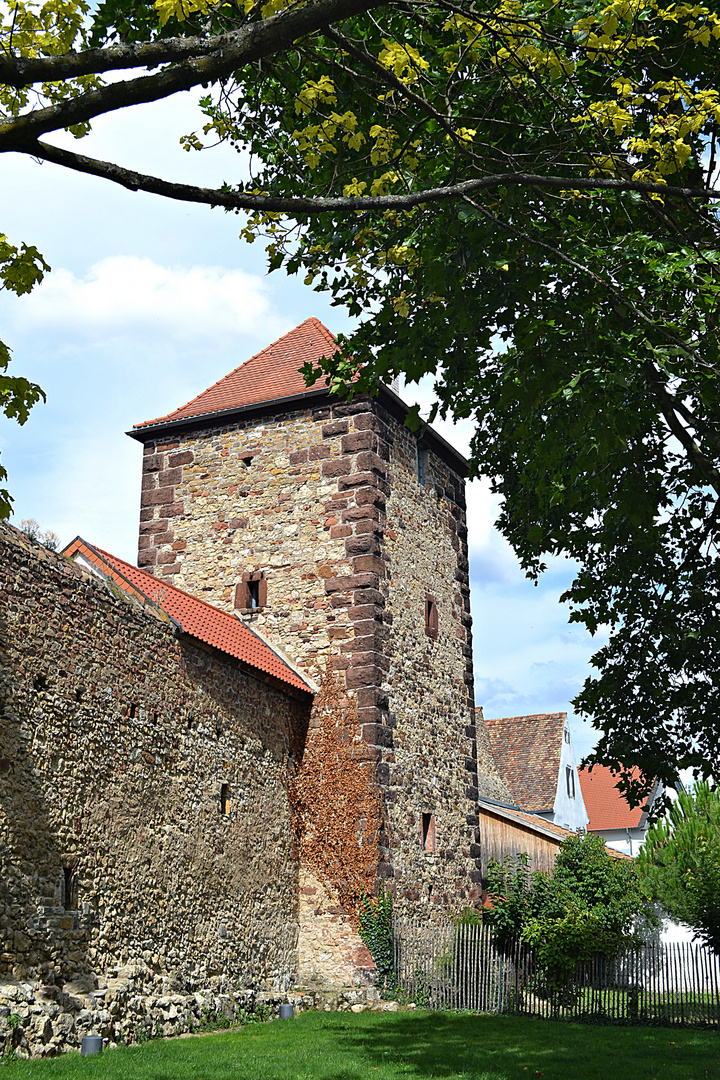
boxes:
[320,1010,720,1080]
[2,1011,719,1080]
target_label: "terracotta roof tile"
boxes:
[62,538,312,694]
[134,318,338,430]
[482,711,565,813]
[578,764,650,831]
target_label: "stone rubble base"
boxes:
[0,965,406,1059]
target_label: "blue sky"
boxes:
[0,91,605,758]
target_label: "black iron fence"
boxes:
[393,919,720,1025]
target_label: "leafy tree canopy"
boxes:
[2,0,720,786]
[637,781,720,953]
[486,835,653,986]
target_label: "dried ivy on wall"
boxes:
[289,663,385,918]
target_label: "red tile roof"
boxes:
[62,537,312,695]
[134,318,338,430]
[482,711,566,813]
[578,764,653,831]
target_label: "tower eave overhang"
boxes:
[127,383,469,478]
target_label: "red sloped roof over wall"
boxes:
[63,537,312,695]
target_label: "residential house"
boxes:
[481,710,589,833]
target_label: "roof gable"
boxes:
[134,318,337,430]
[578,764,653,831]
[62,537,312,695]
[483,711,566,812]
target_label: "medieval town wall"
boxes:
[0,524,311,1049]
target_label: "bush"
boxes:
[485,834,654,991]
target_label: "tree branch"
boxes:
[461,193,720,379]
[0,0,388,142]
[0,29,250,87]
[14,139,720,215]
[644,366,720,497]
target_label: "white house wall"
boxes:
[552,722,589,832]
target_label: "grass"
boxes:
[2,1010,720,1080]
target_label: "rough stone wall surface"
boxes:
[296,870,375,990]
[0,973,382,1059]
[0,524,310,1006]
[380,422,508,910]
[136,394,508,919]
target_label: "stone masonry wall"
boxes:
[0,524,311,1034]
[381,420,509,911]
[135,393,508,919]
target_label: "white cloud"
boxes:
[0,255,304,561]
[11,255,285,352]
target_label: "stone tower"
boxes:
[129,318,505,913]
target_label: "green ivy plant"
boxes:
[358,885,395,996]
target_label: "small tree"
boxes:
[486,835,653,989]
[637,781,720,953]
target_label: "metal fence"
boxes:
[393,919,720,1025]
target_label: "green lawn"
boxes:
[3,1011,719,1080]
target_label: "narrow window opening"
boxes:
[241,456,253,468]
[34,674,47,691]
[425,595,438,640]
[152,712,159,725]
[128,703,137,719]
[220,784,230,815]
[421,813,436,853]
[417,446,427,486]
[566,766,575,799]
[235,572,267,612]
[564,728,570,744]
[63,865,78,911]
[75,688,84,703]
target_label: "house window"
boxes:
[417,446,427,486]
[566,767,575,799]
[421,813,436,853]
[220,784,230,815]
[425,595,438,640]
[235,572,267,612]
[564,728,570,744]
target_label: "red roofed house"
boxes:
[482,709,589,833]
[578,764,663,858]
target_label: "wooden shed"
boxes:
[476,798,630,880]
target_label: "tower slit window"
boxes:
[425,595,438,640]
[421,813,436,853]
[417,446,427,486]
[235,572,267,612]
[63,865,78,910]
